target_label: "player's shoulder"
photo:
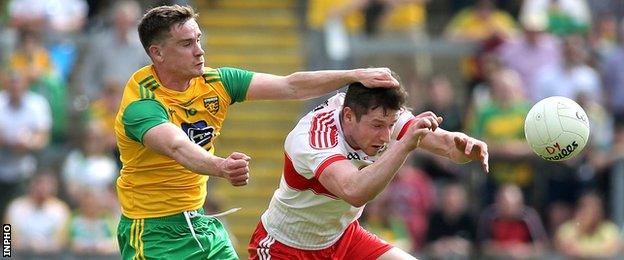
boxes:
[288,108,343,152]
[199,67,223,85]
[129,65,155,85]
[201,67,219,78]
[117,66,160,106]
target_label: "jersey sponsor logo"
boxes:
[309,111,338,149]
[204,96,219,114]
[181,120,215,147]
[184,108,198,117]
[346,152,361,160]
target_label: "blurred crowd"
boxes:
[2,0,624,259]
[0,0,187,258]
[309,0,624,258]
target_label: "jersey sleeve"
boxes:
[391,108,416,141]
[286,133,347,179]
[122,99,169,143]
[217,67,254,104]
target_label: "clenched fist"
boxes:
[219,152,251,186]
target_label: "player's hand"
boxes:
[354,68,400,89]
[220,152,251,186]
[413,111,442,123]
[453,134,489,173]
[404,115,443,150]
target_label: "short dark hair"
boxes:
[138,5,198,54]
[343,82,407,121]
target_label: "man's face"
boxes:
[5,73,27,103]
[344,107,399,156]
[156,19,205,79]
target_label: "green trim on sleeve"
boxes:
[218,67,254,104]
[122,99,169,143]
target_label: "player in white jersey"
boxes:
[249,83,489,259]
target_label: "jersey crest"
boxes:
[203,96,219,114]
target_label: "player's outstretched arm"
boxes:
[245,68,399,101]
[419,128,489,173]
[143,123,251,186]
[318,116,435,207]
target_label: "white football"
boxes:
[524,96,590,161]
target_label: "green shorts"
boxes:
[117,208,238,259]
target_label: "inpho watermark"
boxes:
[3,224,10,257]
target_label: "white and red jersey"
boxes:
[260,93,416,250]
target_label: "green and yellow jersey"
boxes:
[114,65,253,219]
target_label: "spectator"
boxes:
[555,191,621,258]
[444,0,517,43]
[545,201,573,241]
[533,34,602,103]
[75,0,149,101]
[362,195,413,253]
[521,0,591,35]
[87,78,124,165]
[4,172,70,255]
[589,12,619,62]
[8,0,87,81]
[9,28,68,146]
[7,0,48,32]
[468,69,533,203]
[477,184,548,259]
[574,92,614,191]
[0,70,51,219]
[444,0,516,102]
[425,182,476,259]
[61,121,118,202]
[8,0,86,34]
[498,12,562,101]
[601,19,624,126]
[357,0,432,98]
[305,0,363,70]
[68,187,118,256]
[45,0,87,35]
[422,75,464,133]
[382,163,436,251]
[306,0,429,74]
[9,29,54,84]
[45,0,88,81]
[417,75,466,181]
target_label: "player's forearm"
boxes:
[420,128,470,164]
[346,142,412,207]
[168,137,225,177]
[284,70,358,99]
[144,124,226,178]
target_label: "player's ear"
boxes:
[149,44,164,62]
[343,107,354,123]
